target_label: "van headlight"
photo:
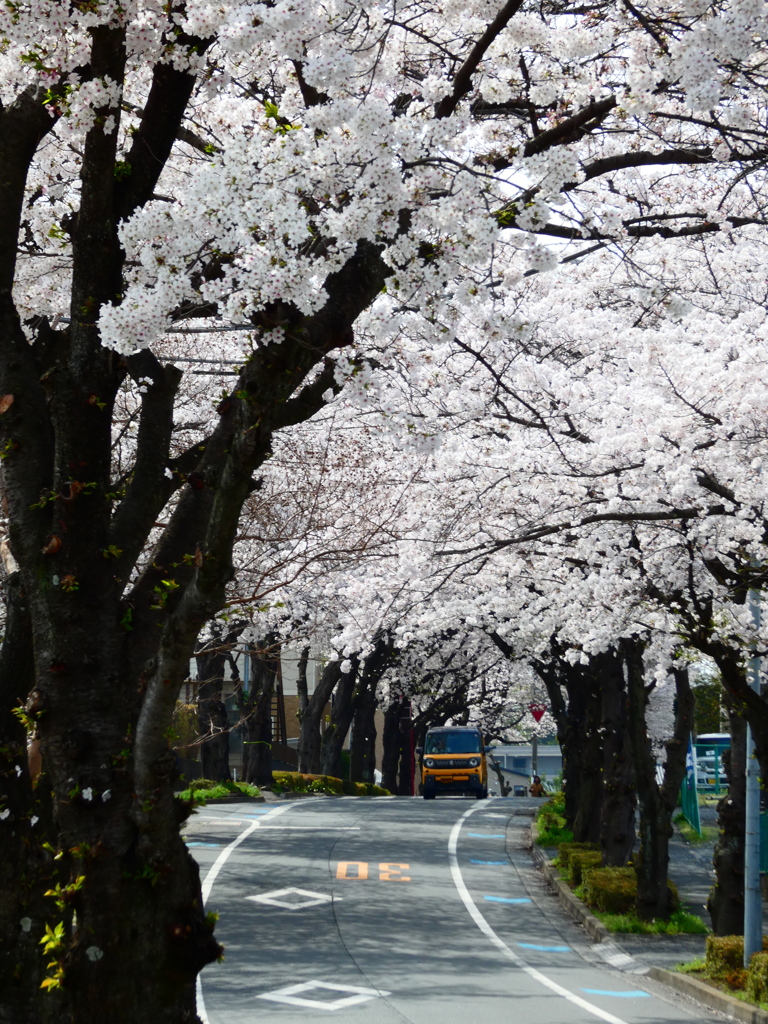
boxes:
[424,758,435,768]
[468,757,480,767]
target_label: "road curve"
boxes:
[186,797,727,1024]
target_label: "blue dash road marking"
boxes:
[467,833,505,838]
[186,842,221,848]
[518,942,571,953]
[470,859,507,865]
[484,896,532,905]
[581,990,650,999]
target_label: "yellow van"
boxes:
[418,726,489,800]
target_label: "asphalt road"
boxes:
[186,797,728,1024]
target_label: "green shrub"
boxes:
[582,867,637,913]
[544,792,566,816]
[534,798,572,846]
[706,935,768,978]
[188,778,219,792]
[270,771,389,796]
[568,850,603,887]
[595,909,707,935]
[178,779,261,802]
[558,842,599,870]
[747,952,768,1003]
[581,866,679,916]
[169,702,199,756]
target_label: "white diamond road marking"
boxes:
[245,887,338,910]
[258,981,390,1011]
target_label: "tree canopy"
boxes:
[0,1,767,1022]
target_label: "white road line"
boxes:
[256,825,360,831]
[449,805,632,1024]
[196,803,293,1023]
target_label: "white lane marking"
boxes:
[257,825,361,831]
[449,805,633,1024]
[246,887,337,909]
[196,803,293,1023]
[258,980,390,1010]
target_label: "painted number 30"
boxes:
[336,862,411,881]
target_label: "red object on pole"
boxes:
[529,702,548,723]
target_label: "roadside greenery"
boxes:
[547,836,708,936]
[271,771,390,796]
[674,936,768,1009]
[674,813,718,846]
[534,794,573,847]
[177,779,263,803]
[589,909,708,936]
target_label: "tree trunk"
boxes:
[533,653,593,833]
[0,574,68,1024]
[623,641,693,920]
[598,649,636,867]
[349,685,377,783]
[382,699,405,794]
[708,689,747,934]
[197,690,230,781]
[194,626,245,781]
[238,641,279,788]
[297,658,342,775]
[572,667,603,844]
[320,661,358,778]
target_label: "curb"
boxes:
[528,822,768,1022]
[196,794,266,804]
[529,834,610,944]
[647,967,768,1024]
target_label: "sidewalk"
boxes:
[531,807,768,1024]
[614,825,714,971]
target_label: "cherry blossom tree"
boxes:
[2,1,768,1021]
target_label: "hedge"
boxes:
[558,842,599,870]
[581,866,679,915]
[706,935,768,978]
[271,771,390,796]
[568,850,603,888]
[747,952,768,1004]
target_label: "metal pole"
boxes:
[744,583,762,966]
[532,734,538,779]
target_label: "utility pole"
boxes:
[744,582,762,966]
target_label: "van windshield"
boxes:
[425,731,482,754]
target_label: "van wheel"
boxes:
[423,781,436,800]
[475,787,488,800]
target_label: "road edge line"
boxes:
[196,803,293,1023]
[448,804,631,1024]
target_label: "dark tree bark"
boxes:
[0,574,68,1024]
[297,658,343,775]
[0,22,391,1022]
[320,660,359,778]
[531,652,593,833]
[349,682,377,783]
[708,671,748,934]
[598,649,636,867]
[624,640,694,920]
[571,666,604,845]
[346,635,393,783]
[684,623,753,934]
[194,626,243,781]
[382,698,406,794]
[238,641,280,788]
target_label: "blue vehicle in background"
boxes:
[695,733,730,792]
